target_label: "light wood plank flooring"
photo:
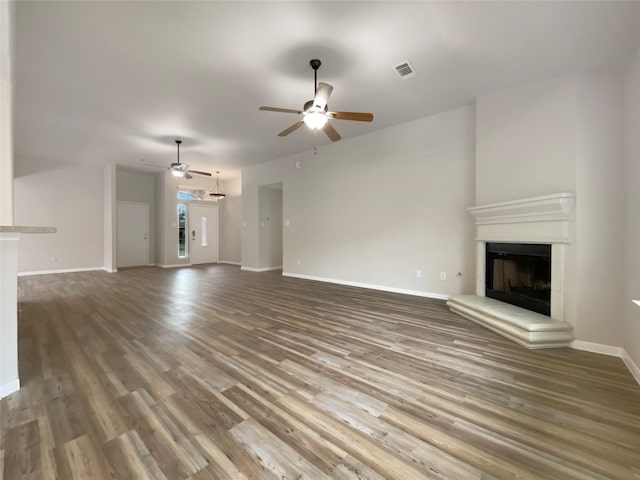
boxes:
[2,265,639,479]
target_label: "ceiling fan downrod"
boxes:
[175,139,182,164]
[310,59,321,96]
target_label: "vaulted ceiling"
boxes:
[14,1,640,179]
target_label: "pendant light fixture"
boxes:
[209,171,226,200]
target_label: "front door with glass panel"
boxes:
[189,204,219,264]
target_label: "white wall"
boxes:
[623,47,640,370]
[476,75,577,205]
[116,167,156,263]
[0,0,14,225]
[258,184,283,269]
[242,105,477,297]
[0,0,17,397]
[154,172,165,265]
[104,164,116,272]
[14,164,105,272]
[574,74,625,346]
[219,176,242,264]
[476,72,626,347]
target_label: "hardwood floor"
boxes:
[2,265,639,479]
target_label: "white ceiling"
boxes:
[14,1,640,179]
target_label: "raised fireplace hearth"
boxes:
[447,193,575,349]
[447,295,573,349]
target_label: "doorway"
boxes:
[190,204,219,264]
[258,183,283,269]
[116,201,149,268]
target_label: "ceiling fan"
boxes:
[142,140,212,179]
[259,59,374,142]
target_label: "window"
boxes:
[178,191,197,200]
[178,204,187,257]
[177,186,217,202]
[201,216,207,246]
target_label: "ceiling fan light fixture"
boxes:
[303,111,328,130]
[171,169,185,178]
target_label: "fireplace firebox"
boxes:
[485,243,551,316]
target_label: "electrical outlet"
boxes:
[440,272,446,280]
[297,259,301,265]
[51,256,57,263]
[416,270,421,278]
[285,219,290,226]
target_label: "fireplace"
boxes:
[447,193,575,349]
[485,243,551,316]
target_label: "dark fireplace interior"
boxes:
[485,243,551,316]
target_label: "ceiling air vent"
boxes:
[393,61,415,79]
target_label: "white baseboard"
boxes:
[0,378,20,399]
[159,264,192,268]
[570,340,622,357]
[622,350,640,385]
[219,261,241,266]
[570,341,640,386]
[104,267,118,273]
[241,266,283,272]
[18,266,105,276]
[282,272,450,301]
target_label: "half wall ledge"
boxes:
[447,295,574,349]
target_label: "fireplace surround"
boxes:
[447,193,575,349]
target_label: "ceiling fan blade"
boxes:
[188,170,212,177]
[260,106,302,114]
[313,82,333,110]
[323,122,341,142]
[278,120,305,137]
[328,111,374,122]
[184,172,193,180]
[141,163,169,170]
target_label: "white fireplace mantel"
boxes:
[448,193,575,349]
[468,193,575,245]
[468,192,575,225]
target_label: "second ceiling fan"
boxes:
[259,59,374,142]
[143,140,212,179]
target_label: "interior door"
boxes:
[190,204,218,264]
[116,202,149,267]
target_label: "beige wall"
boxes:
[476,75,577,205]
[476,72,626,347]
[219,176,241,264]
[14,164,105,272]
[623,47,640,370]
[243,105,477,297]
[0,0,14,225]
[574,73,625,345]
[103,164,116,272]
[0,0,16,397]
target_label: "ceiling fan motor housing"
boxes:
[303,100,328,113]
